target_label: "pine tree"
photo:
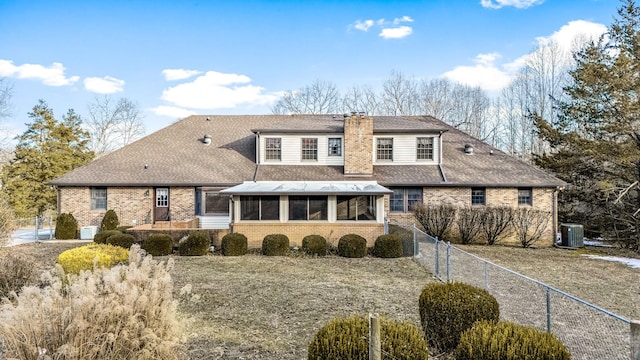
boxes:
[534,0,640,250]
[1,100,94,218]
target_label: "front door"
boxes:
[154,188,169,221]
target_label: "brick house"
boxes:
[51,113,565,248]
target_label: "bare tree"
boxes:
[479,206,514,245]
[512,208,550,248]
[380,71,419,115]
[271,79,341,114]
[0,78,12,120]
[87,96,145,155]
[342,85,381,115]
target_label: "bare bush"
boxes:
[479,206,514,245]
[456,207,482,244]
[0,245,184,359]
[0,194,16,247]
[0,252,39,298]
[413,203,457,241]
[512,208,550,248]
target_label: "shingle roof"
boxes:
[50,114,565,188]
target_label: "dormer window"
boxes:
[328,138,342,156]
[301,138,318,161]
[377,138,393,161]
[265,138,281,161]
[417,137,434,160]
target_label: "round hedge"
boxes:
[301,235,328,256]
[373,234,403,258]
[56,244,129,274]
[55,213,78,240]
[106,233,136,249]
[337,234,367,258]
[179,231,211,256]
[455,321,571,360]
[142,234,174,256]
[262,234,289,256]
[419,282,499,353]
[93,230,122,244]
[221,233,248,256]
[308,315,429,360]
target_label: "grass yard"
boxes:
[3,241,639,359]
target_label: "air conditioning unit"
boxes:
[80,226,98,240]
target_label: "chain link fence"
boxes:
[7,216,55,246]
[404,224,634,360]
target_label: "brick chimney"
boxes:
[343,112,373,175]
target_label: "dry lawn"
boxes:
[3,240,639,359]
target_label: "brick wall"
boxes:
[232,222,384,249]
[343,115,373,175]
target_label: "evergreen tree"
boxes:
[534,0,640,250]
[1,100,94,218]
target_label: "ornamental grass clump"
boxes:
[0,252,39,298]
[0,245,185,360]
[56,243,129,274]
[419,282,499,354]
[455,321,571,360]
[308,314,429,360]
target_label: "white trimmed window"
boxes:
[328,137,342,156]
[240,196,280,220]
[265,138,281,161]
[289,196,327,220]
[301,138,318,160]
[417,137,434,160]
[377,138,393,161]
[390,187,422,212]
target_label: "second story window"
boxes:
[417,137,434,160]
[265,138,281,161]
[301,138,318,160]
[377,138,393,161]
[328,137,342,156]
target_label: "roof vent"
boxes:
[343,113,350,119]
[359,111,365,119]
[464,144,474,155]
[203,134,212,145]
[205,117,211,121]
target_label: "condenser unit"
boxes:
[80,226,98,240]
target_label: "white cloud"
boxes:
[160,71,281,110]
[442,20,607,92]
[149,105,196,119]
[480,0,544,9]
[162,68,203,81]
[83,76,125,94]
[379,26,413,39]
[393,16,413,25]
[0,59,79,86]
[354,20,374,32]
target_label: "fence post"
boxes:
[632,320,640,360]
[412,224,418,257]
[369,313,381,360]
[446,242,451,282]
[49,215,53,240]
[483,261,488,289]
[435,238,440,279]
[546,287,551,333]
[34,216,39,243]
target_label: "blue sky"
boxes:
[0,0,618,137]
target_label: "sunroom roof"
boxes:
[220,181,392,195]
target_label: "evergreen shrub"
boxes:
[106,233,136,249]
[93,230,122,244]
[373,234,403,258]
[301,235,328,256]
[419,282,499,353]
[262,234,289,256]
[56,244,129,274]
[455,321,571,360]
[142,234,174,256]
[337,234,367,258]
[100,209,119,231]
[54,213,78,240]
[221,233,248,256]
[308,314,429,359]
[178,231,210,256]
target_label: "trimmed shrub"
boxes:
[106,233,136,249]
[1,247,184,359]
[308,314,429,359]
[54,213,78,240]
[455,321,571,360]
[221,233,248,256]
[93,230,122,244]
[178,231,210,256]
[142,234,174,256]
[100,209,119,231]
[373,234,403,258]
[337,234,367,258]
[262,234,290,256]
[301,235,328,256]
[0,252,39,298]
[419,282,499,353]
[56,243,129,274]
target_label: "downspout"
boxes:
[553,187,560,243]
[438,131,447,183]
[254,131,260,182]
